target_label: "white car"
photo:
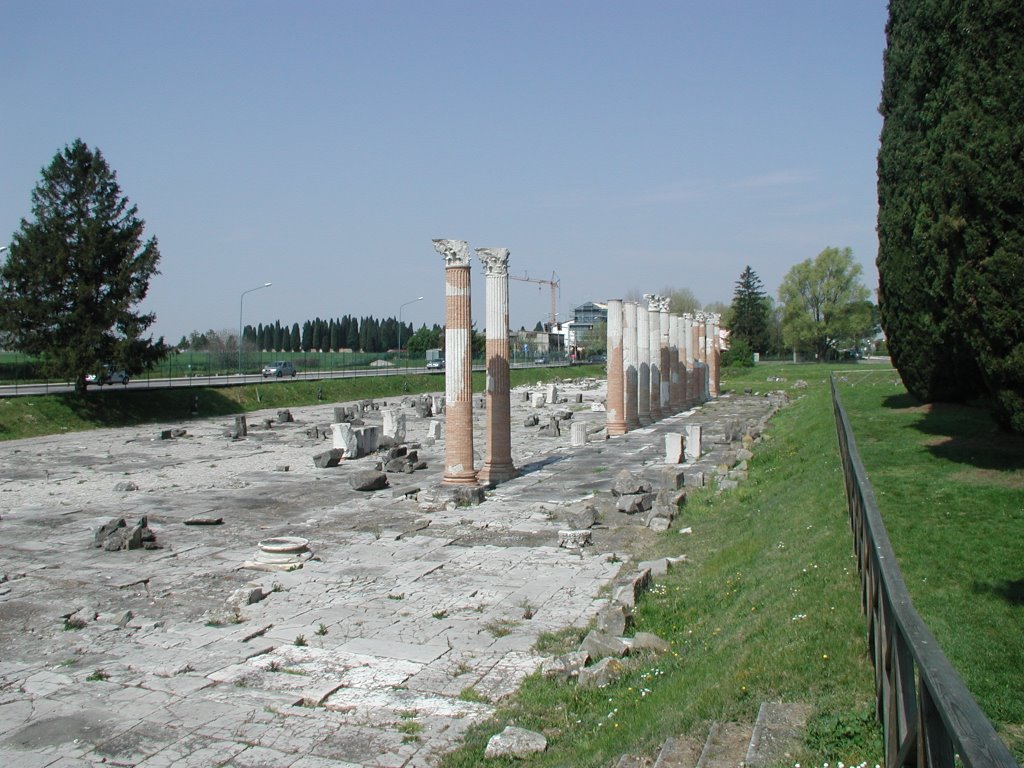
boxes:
[426,359,445,370]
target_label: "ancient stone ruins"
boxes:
[0,240,789,768]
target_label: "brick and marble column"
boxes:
[623,301,641,430]
[636,301,651,426]
[432,239,477,485]
[668,314,682,413]
[645,296,663,422]
[476,247,517,485]
[658,299,671,416]
[606,299,627,436]
[693,311,708,403]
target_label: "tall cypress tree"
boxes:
[877,0,1011,406]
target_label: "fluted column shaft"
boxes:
[668,314,682,412]
[606,299,627,435]
[659,304,671,415]
[433,239,477,485]
[623,301,641,430]
[636,304,651,425]
[708,314,720,397]
[647,299,663,421]
[476,248,516,485]
[682,314,694,406]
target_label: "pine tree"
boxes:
[0,139,165,392]
[728,266,770,354]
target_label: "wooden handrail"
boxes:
[830,376,1018,768]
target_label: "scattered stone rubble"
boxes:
[93,516,159,551]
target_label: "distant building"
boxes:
[573,301,607,328]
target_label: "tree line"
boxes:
[178,316,431,354]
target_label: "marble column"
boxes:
[623,301,641,430]
[476,248,517,485]
[606,299,628,436]
[708,313,721,398]
[658,299,672,417]
[693,311,708,403]
[644,295,663,422]
[682,313,694,406]
[636,302,652,425]
[432,239,477,485]
[667,314,681,413]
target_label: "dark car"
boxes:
[85,367,130,386]
[262,361,297,377]
[426,359,445,370]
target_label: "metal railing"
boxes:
[830,376,1018,768]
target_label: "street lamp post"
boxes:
[397,296,424,371]
[239,282,272,375]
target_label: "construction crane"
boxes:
[509,271,560,328]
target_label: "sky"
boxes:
[1,1,889,343]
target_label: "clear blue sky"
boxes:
[1,1,888,342]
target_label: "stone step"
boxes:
[696,721,753,768]
[617,701,810,768]
[745,701,812,767]
[653,735,704,767]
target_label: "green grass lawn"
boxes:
[834,370,1024,759]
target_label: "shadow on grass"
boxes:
[973,578,1024,607]
[880,393,1024,472]
[62,387,245,425]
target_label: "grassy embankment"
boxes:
[0,365,604,441]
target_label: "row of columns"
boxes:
[606,296,721,436]
[429,239,724,486]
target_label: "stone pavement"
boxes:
[0,378,783,767]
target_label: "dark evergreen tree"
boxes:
[877,0,988,404]
[311,319,323,351]
[301,321,313,351]
[329,319,339,351]
[728,266,770,354]
[290,323,300,352]
[0,139,165,392]
[346,316,360,350]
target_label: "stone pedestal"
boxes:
[433,239,477,485]
[684,425,702,462]
[606,299,627,436]
[570,421,588,447]
[382,409,406,445]
[476,248,517,485]
[665,433,684,464]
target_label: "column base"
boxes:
[607,421,628,436]
[477,463,518,486]
[638,415,653,426]
[441,469,478,486]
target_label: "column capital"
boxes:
[433,239,472,267]
[682,312,693,321]
[476,247,510,275]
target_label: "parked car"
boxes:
[534,356,547,364]
[85,367,130,386]
[426,359,445,370]
[262,361,297,378]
